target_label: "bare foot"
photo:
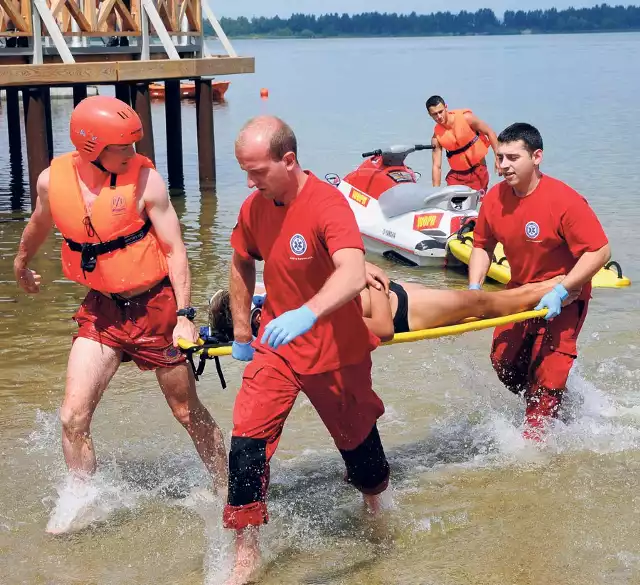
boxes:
[534,275,565,293]
[363,493,383,515]
[213,482,228,502]
[224,526,261,585]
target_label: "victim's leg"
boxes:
[473,276,565,318]
[403,276,564,330]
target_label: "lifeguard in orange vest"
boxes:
[426,95,499,193]
[13,96,227,533]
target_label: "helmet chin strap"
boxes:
[91,159,108,172]
[91,159,118,187]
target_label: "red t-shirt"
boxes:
[473,175,608,299]
[230,172,379,375]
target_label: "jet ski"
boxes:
[326,144,480,267]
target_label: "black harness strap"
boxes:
[65,219,153,276]
[182,328,231,390]
[446,132,480,159]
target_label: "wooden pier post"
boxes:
[72,84,88,106]
[6,88,22,157]
[164,79,184,193]
[131,82,155,164]
[43,87,54,161]
[9,145,26,211]
[22,87,51,210]
[115,82,131,106]
[6,88,25,210]
[195,78,216,189]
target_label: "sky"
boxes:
[217,1,607,19]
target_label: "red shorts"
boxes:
[446,164,490,193]
[73,277,185,370]
[490,299,588,395]
[223,351,389,530]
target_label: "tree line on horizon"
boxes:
[206,4,640,37]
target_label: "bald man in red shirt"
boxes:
[469,123,610,441]
[224,116,391,585]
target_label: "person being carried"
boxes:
[208,268,573,342]
[469,122,610,441]
[224,115,391,585]
[13,96,228,532]
[426,95,499,193]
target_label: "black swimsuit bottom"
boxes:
[389,280,410,334]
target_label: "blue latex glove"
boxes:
[534,284,569,320]
[468,283,482,290]
[232,339,255,361]
[252,294,266,308]
[261,305,317,349]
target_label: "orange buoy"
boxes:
[260,88,269,99]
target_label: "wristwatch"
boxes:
[177,307,197,321]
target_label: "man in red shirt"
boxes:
[469,123,610,440]
[224,116,391,585]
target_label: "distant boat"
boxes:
[149,81,230,101]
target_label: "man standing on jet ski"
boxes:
[468,122,610,441]
[427,95,499,193]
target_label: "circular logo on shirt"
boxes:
[290,233,307,256]
[525,221,540,239]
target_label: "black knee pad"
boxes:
[339,425,389,494]
[491,359,528,396]
[228,436,268,507]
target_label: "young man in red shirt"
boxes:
[469,123,610,440]
[224,116,391,585]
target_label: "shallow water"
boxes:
[1,33,640,584]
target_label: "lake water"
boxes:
[1,33,640,585]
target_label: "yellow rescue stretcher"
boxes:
[178,307,551,386]
[447,222,631,288]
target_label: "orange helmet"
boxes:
[70,95,143,160]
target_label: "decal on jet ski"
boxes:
[349,188,370,207]
[382,229,396,239]
[325,173,341,186]
[413,213,443,231]
[388,170,414,183]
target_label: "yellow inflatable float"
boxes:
[447,224,631,289]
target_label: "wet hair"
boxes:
[208,289,234,341]
[208,289,262,341]
[425,95,446,110]
[498,123,543,155]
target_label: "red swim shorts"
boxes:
[446,164,490,193]
[72,277,185,370]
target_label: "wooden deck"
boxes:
[0,53,255,86]
[0,0,253,205]
[0,0,254,86]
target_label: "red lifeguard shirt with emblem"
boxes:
[473,174,608,300]
[230,172,379,375]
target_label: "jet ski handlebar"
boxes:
[361,149,383,158]
[361,144,434,158]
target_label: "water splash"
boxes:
[45,471,142,534]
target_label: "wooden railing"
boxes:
[0,0,202,37]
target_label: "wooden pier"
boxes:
[0,0,254,208]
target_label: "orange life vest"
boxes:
[435,109,490,171]
[49,152,168,294]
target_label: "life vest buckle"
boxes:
[80,243,98,273]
